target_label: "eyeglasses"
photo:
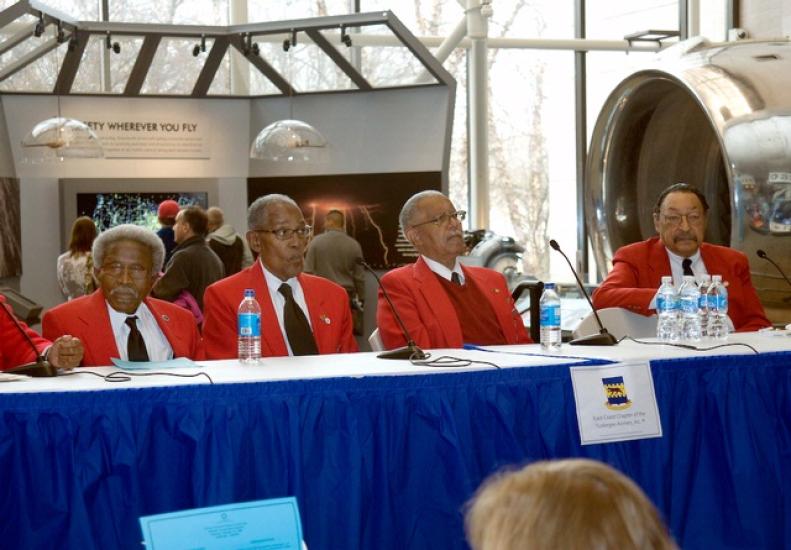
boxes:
[659,212,704,227]
[253,225,312,241]
[411,210,467,229]
[101,262,150,279]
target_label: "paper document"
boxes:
[111,357,197,370]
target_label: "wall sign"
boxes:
[84,117,210,159]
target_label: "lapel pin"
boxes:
[320,314,331,325]
[493,288,500,294]
[162,314,170,322]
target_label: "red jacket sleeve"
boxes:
[592,251,657,316]
[202,284,237,359]
[1,300,50,370]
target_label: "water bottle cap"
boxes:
[244,288,255,297]
[712,275,722,282]
[661,276,672,284]
[544,282,555,289]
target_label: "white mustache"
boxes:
[110,287,140,299]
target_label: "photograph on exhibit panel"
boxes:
[248,172,442,270]
[0,177,22,277]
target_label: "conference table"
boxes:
[1,332,789,549]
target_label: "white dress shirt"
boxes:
[261,261,312,357]
[421,255,465,285]
[106,301,173,362]
[666,248,708,287]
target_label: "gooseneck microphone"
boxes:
[548,239,618,346]
[0,298,58,377]
[356,258,427,360]
[757,249,791,289]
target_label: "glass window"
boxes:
[70,35,143,94]
[586,0,678,40]
[109,0,228,24]
[487,49,575,282]
[141,37,217,95]
[697,0,727,42]
[0,32,67,92]
[247,0,352,21]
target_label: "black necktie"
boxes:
[278,283,318,356]
[125,316,149,362]
[682,258,694,277]
[451,272,462,285]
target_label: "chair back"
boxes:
[572,307,657,340]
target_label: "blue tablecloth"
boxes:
[1,351,789,549]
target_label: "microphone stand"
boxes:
[757,249,791,289]
[0,299,58,377]
[548,240,618,346]
[357,259,427,360]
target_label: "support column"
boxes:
[467,0,490,229]
[230,1,250,95]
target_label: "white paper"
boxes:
[570,361,662,445]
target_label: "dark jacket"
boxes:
[153,235,224,311]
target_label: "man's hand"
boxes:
[48,335,83,369]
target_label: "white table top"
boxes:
[1,330,788,394]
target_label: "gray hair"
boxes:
[92,224,166,275]
[247,194,301,229]
[399,190,447,232]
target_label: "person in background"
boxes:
[152,205,224,313]
[156,199,180,265]
[43,224,202,366]
[203,194,357,358]
[376,190,531,349]
[465,458,677,550]
[57,216,98,301]
[206,206,253,276]
[592,182,771,332]
[1,294,83,371]
[304,209,365,335]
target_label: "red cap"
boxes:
[157,199,180,219]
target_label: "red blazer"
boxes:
[202,261,358,359]
[376,257,531,350]
[592,237,771,332]
[42,289,204,366]
[0,295,50,371]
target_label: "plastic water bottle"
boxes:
[656,276,679,342]
[678,275,702,342]
[696,274,711,337]
[237,288,261,364]
[707,275,729,340]
[539,283,562,350]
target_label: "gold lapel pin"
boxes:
[162,314,170,322]
[320,314,331,325]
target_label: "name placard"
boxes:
[570,361,662,445]
[140,496,303,549]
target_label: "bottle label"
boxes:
[680,297,698,314]
[540,305,561,326]
[238,313,261,337]
[657,295,676,312]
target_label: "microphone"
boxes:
[0,298,58,377]
[356,258,427,360]
[548,239,617,346]
[757,249,791,289]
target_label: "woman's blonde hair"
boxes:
[466,459,677,550]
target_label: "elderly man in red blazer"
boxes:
[203,194,357,359]
[377,190,531,350]
[43,225,203,366]
[1,295,83,371]
[593,183,770,332]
